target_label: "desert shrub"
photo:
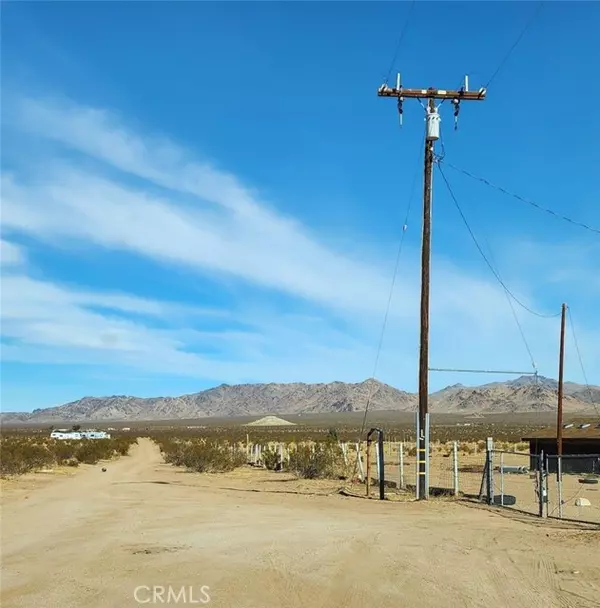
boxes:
[158,438,246,473]
[459,442,476,455]
[0,441,53,475]
[51,440,78,463]
[0,435,136,477]
[262,448,281,471]
[288,444,344,479]
[325,428,339,443]
[74,441,105,464]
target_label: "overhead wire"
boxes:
[442,161,600,236]
[436,161,561,319]
[481,234,538,373]
[484,1,545,89]
[383,0,417,84]
[351,140,423,482]
[567,307,600,419]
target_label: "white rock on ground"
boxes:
[575,497,591,507]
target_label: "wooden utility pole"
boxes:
[378,75,486,500]
[557,303,567,457]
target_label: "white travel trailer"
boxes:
[80,431,111,439]
[50,431,82,440]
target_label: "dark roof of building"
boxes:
[522,421,600,441]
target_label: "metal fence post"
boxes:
[415,412,421,500]
[543,453,549,518]
[399,442,405,490]
[486,437,494,505]
[538,450,545,518]
[452,440,459,496]
[499,451,504,506]
[557,456,563,519]
[425,413,430,497]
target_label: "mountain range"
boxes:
[1,375,598,424]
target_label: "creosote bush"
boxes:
[288,444,345,480]
[157,438,246,473]
[0,435,136,477]
[261,448,281,471]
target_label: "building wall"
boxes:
[528,439,600,474]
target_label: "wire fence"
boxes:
[546,455,600,525]
[488,450,542,517]
[246,438,600,525]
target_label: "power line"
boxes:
[482,234,538,372]
[437,162,561,319]
[567,307,600,419]
[484,1,545,88]
[384,0,417,84]
[355,139,423,462]
[442,161,600,236]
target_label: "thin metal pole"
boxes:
[366,439,371,497]
[557,456,563,519]
[377,432,385,500]
[452,440,459,496]
[500,452,505,506]
[557,303,567,457]
[538,450,545,518]
[418,101,434,501]
[415,412,421,500]
[424,412,430,497]
[399,441,405,490]
[375,441,381,483]
[486,437,494,505]
[543,454,549,518]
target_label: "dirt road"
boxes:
[1,439,599,608]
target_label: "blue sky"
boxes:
[1,1,599,412]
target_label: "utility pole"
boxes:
[557,303,567,457]
[378,74,486,500]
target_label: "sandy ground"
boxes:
[1,439,599,608]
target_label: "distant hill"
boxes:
[1,376,597,424]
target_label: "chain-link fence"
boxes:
[350,438,599,526]
[487,450,543,517]
[546,454,600,525]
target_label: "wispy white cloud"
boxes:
[1,96,598,394]
[0,239,26,267]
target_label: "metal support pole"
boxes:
[452,440,459,496]
[377,432,385,500]
[538,450,545,518]
[375,441,381,483]
[557,303,567,457]
[543,453,549,518]
[415,412,421,500]
[399,442,405,490]
[366,438,372,497]
[424,412,430,497]
[500,452,505,506]
[557,456,563,519]
[486,437,494,505]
